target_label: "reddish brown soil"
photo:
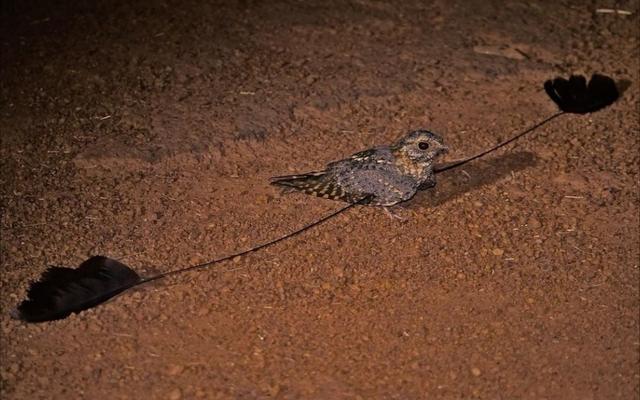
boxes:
[1,1,639,399]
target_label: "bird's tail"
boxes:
[270,171,370,203]
[270,171,328,192]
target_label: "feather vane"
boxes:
[13,256,140,322]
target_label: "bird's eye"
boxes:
[418,141,430,150]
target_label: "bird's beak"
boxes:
[439,145,449,155]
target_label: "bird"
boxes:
[270,130,448,207]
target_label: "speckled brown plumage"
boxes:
[271,130,448,206]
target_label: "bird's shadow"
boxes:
[406,151,538,209]
[617,79,632,97]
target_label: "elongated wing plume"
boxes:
[13,256,141,323]
[434,74,620,175]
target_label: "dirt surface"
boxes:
[1,1,639,398]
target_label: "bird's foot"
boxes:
[383,207,407,221]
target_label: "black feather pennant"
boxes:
[544,73,619,114]
[13,256,140,322]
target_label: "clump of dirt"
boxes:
[1,1,638,399]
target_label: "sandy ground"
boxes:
[1,0,639,399]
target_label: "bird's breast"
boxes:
[393,153,431,181]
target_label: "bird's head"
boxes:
[393,129,448,164]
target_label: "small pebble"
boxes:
[492,248,504,256]
[471,367,481,376]
[168,388,182,400]
[167,364,184,376]
[528,217,542,229]
[196,307,209,316]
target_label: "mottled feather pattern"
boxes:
[271,172,360,202]
[271,130,448,207]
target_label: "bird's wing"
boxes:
[270,146,391,204]
[271,170,369,203]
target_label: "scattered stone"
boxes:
[167,364,184,376]
[168,388,182,400]
[195,307,209,317]
[528,217,542,229]
[473,44,527,60]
